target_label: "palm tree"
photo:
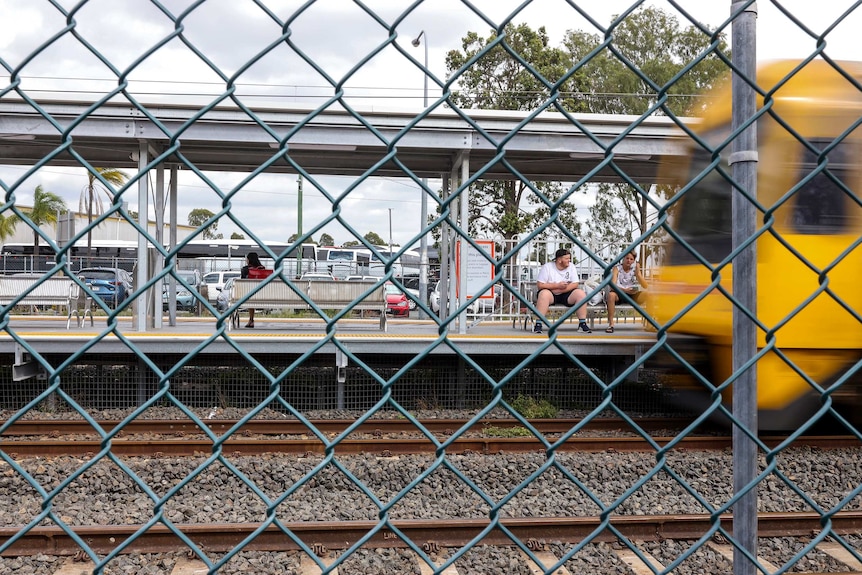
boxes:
[0,212,19,244]
[27,185,67,258]
[80,167,130,256]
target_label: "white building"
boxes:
[0,206,197,251]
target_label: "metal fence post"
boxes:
[730,2,759,574]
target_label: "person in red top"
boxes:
[241,252,265,328]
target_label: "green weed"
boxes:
[508,394,559,419]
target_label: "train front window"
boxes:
[669,148,733,265]
[791,140,855,234]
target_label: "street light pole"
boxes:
[388,208,394,270]
[412,30,430,319]
[296,174,303,278]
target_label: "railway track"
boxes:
[3,512,862,574]
[3,417,862,573]
[1,418,859,457]
[0,416,686,437]
[4,511,862,554]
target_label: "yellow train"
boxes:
[651,59,862,430]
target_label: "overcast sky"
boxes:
[2,0,861,248]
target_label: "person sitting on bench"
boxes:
[605,251,648,333]
[534,248,592,334]
[241,251,266,328]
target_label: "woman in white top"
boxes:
[605,251,648,333]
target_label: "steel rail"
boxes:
[1,512,860,556]
[1,435,859,457]
[0,417,690,437]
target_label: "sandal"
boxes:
[605,326,614,333]
[245,321,255,328]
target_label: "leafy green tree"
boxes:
[318,233,334,246]
[563,6,729,252]
[445,23,581,243]
[0,212,19,243]
[445,9,729,259]
[288,234,315,244]
[25,185,67,258]
[363,231,387,246]
[80,167,129,254]
[230,232,245,239]
[188,208,221,240]
[341,240,359,247]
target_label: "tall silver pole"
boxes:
[458,156,469,334]
[154,164,165,330]
[169,165,178,326]
[296,174,303,278]
[388,208,393,260]
[134,141,149,332]
[413,31,430,318]
[730,3,758,575]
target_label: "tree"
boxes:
[364,231,387,246]
[0,213,19,243]
[187,208,222,240]
[288,234,315,244]
[563,6,729,251]
[319,233,334,246]
[445,23,582,244]
[230,232,245,239]
[445,9,729,257]
[80,168,129,255]
[25,185,67,258]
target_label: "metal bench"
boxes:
[225,278,388,331]
[513,280,640,330]
[0,274,92,329]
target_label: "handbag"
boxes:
[246,267,273,280]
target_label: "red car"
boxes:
[384,283,410,317]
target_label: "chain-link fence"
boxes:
[2,1,862,573]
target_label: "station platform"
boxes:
[0,313,658,358]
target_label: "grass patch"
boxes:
[508,394,559,419]
[483,425,531,437]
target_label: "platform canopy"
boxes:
[0,100,693,183]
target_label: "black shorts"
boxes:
[549,291,574,306]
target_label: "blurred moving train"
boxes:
[651,59,862,430]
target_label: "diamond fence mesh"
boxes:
[2,1,862,573]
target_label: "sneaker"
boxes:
[532,321,543,334]
[577,322,592,333]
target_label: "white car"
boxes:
[403,286,420,310]
[429,281,479,315]
[202,270,242,302]
[300,272,335,281]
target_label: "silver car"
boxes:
[163,269,203,311]
[216,277,235,313]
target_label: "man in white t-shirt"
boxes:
[533,248,592,334]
